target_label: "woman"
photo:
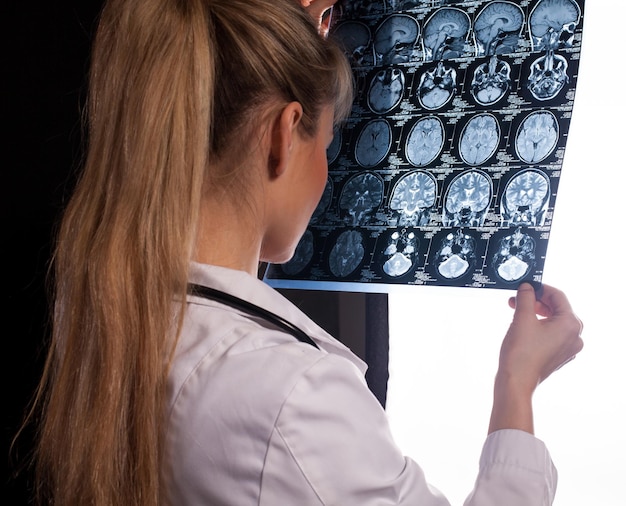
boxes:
[30,0,583,504]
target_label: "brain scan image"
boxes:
[327,128,342,165]
[501,169,550,227]
[280,230,314,276]
[474,1,524,56]
[329,230,365,278]
[491,228,536,282]
[417,62,457,110]
[355,119,393,168]
[405,116,445,167]
[311,178,333,223]
[332,21,373,67]
[527,50,569,101]
[339,172,384,226]
[515,111,559,163]
[373,14,420,65]
[423,7,471,61]
[382,229,419,278]
[367,68,405,114]
[529,0,581,52]
[459,113,500,166]
[470,55,511,106]
[443,170,492,227]
[389,171,438,226]
[434,229,477,279]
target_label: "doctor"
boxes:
[28,0,584,504]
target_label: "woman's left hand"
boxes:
[300,0,336,36]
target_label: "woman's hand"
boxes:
[300,0,336,36]
[489,283,584,434]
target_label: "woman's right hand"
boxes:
[489,283,584,434]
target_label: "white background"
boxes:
[386,2,626,504]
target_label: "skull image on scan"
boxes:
[310,178,334,224]
[355,119,393,168]
[280,230,315,276]
[470,55,511,106]
[367,68,405,114]
[405,116,445,167]
[526,0,581,101]
[529,0,581,52]
[443,170,492,227]
[339,172,384,226]
[423,7,471,62]
[329,230,365,278]
[382,229,419,278]
[417,61,457,110]
[389,171,438,227]
[331,20,373,67]
[491,228,536,282]
[458,113,501,166]
[434,229,477,280]
[515,111,559,164]
[501,169,550,227]
[373,14,420,65]
[474,1,524,57]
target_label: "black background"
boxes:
[4,2,103,503]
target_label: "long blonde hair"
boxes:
[29,0,353,504]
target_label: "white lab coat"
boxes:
[163,262,557,505]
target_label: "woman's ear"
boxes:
[269,102,303,178]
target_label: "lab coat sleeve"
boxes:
[261,353,558,506]
[261,352,450,506]
[464,429,557,506]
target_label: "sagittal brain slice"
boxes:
[474,1,525,56]
[423,7,471,61]
[373,14,420,65]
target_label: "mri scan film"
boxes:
[265,0,584,292]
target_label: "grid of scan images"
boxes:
[264,0,585,291]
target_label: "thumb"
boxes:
[511,283,538,319]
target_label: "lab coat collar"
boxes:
[188,262,367,374]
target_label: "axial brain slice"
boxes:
[329,230,365,278]
[474,1,524,56]
[390,171,437,226]
[383,229,418,277]
[459,114,500,165]
[367,68,405,114]
[406,116,445,166]
[435,230,476,279]
[355,119,392,168]
[515,111,559,163]
[492,228,536,282]
[281,230,314,275]
[423,8,471,61]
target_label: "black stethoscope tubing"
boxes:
[187,283,320,350]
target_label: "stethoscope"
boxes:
[187,283,320,350]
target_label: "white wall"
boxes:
[386,2,626,504]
